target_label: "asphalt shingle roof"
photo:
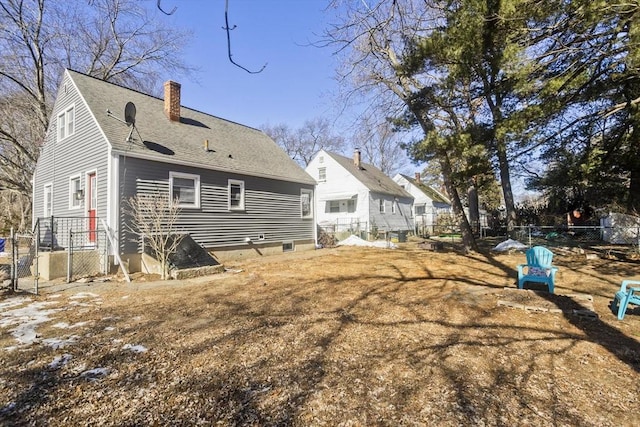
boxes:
[325,151,413,199]
[68,70,315,185]
[399,173,450,204]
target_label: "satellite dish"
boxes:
[124,102,136,126]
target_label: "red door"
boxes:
[88,173,97,243]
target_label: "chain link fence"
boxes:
[0,227,40,294]
[319,219,370,241]
[13,230,38,293]
[35,216,111,283]
[67,229,109,282]
[502,225,640,249]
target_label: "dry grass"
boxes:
[1,240,639,426]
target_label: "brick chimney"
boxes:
[415,172,421,183]
[353,148,361,169]
[164,80,181,121]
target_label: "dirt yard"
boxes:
[1,239,639,426]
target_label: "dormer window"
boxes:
[57,105,75,141]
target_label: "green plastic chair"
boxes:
[517,246,558,293]
[612,280,640,320]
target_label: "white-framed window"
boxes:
[57,105,75,141]
[169,171,200,208]
[228,179,245,210]
[282,241,294,252]
[69,175,82,209]
[318,167,326,182]
[392,200,397,214]
[379,198,385,213]
[327,198,356,213]
[301,189,313,218]
[415,204,426,215]
[43,183,53,217]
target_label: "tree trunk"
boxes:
[440,156,479,252]
[496,142,517,232]
[411,107,478,252]
[468,177,480,235]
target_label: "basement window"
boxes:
[282,241,294,252]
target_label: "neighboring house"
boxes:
[306,149,414,238]
[600,212,640,244]
[393,173,452,236]
[32,69,316,276]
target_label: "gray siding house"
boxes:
[33,69,316,272]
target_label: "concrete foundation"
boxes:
[38,250,102,281]
[210,240,316,262]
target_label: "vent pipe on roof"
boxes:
[354,148,361,169]
[164,80,181,122]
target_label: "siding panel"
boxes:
[33,72,110,227]
[119,157,314,253]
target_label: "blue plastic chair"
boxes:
[612,280,640,320]
[517,246,558,293]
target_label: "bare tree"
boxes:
[352,116,408,176]
[262,117,345,167]
[0,0,192,228]
[324,0,479,252]
[124,193,183,280]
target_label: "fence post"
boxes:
[10,227,15,291]
[34,222,39,295]
[67,230,73,283]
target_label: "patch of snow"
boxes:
[337,235,398,249]
[104,326,115,331]
[0,301,62,345]
[69,292,100,300]
[0,296,31,311]
[122,343,147,353]
[49,353,73,369]
[42,335,79,349]
[68,301,92,307]
[53,322,70,329]
[81,367,110,380]
[47,294,62,299]
[492,239,528,252]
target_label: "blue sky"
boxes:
[155,0,342,131]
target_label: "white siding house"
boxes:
[307,150,414,238]
[393,173,452,236]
